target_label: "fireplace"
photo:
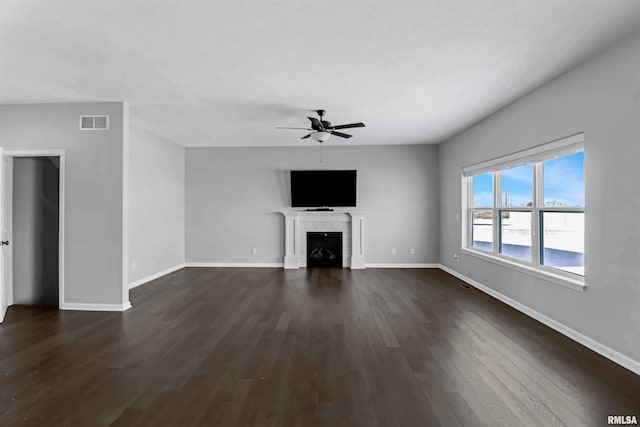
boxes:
[307,232,343,268]
[281,211,365,269]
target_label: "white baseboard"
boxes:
[438,264,640,376]
[186,262,437,269]
[366,263,439,268]
[186,262,284,268]
[61,301,132,312]
[129,263,186,290]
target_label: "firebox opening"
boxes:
[307,232,343,268]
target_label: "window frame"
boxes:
[461,133,585,291]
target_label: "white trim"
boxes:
[0,146,5,322]
[186,262,284,268]
[61,301,132,312]
[184,262,440,269]
[59,154,65,308]
[349,212,366,269]
[461,247,585,291]
[463,132,584,176]
[5,150,65,157]
[532,162,542,266]
[438,264,640,376]
[5,150,66,308]
[4,156,13,308]
[122,103,130,308]
[461,175,469,249]
[365,263,439,268]
[129,263,185,289]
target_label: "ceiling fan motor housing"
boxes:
[276,109,364,140]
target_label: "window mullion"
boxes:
[465,177,472,248]
[532,162,543,266]
[493,172,501,254]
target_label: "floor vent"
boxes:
[80,115,109,130]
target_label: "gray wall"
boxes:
[438,33,640,362]
[12,157,59,305]
[0,102,127,306]
[129,130,185,284]
[186,145,439,264]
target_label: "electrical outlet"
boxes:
[252,248,257,255]
[410,248,415,254]
[391,248,397,255]
[456,213,460,221]
[131,261,136,270]
[453,253,459,261]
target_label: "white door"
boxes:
[0,148,7,322]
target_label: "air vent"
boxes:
[80,115,109,130]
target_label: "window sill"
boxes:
[460,247,585,292]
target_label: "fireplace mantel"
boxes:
[281,211,365,269]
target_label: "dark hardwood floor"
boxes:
[0,267,638,426]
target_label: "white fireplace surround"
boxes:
[281,211,365,269]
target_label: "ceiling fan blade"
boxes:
[308,117,323,130]
[330,130,352,139]
[276,127,313,130]
[301,133,312,139]
[330,122,365,130]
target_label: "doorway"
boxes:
[0,150,65,322]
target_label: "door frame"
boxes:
[4,149,65,309]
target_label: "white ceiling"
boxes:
[1,1,640,147]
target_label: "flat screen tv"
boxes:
[290,170,357,207]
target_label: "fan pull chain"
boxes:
[320,143,323,163]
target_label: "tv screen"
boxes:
[290,170,357,207]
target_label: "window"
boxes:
[499,163,533,261]
[462,133,585,286]
[541,152,584,275]
[471,173,493,251]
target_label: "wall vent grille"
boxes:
[80,115,109,130]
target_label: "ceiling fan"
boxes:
[276,109,365,142]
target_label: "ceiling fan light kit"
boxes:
[311,132,331,143]
[277,109,365,143]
